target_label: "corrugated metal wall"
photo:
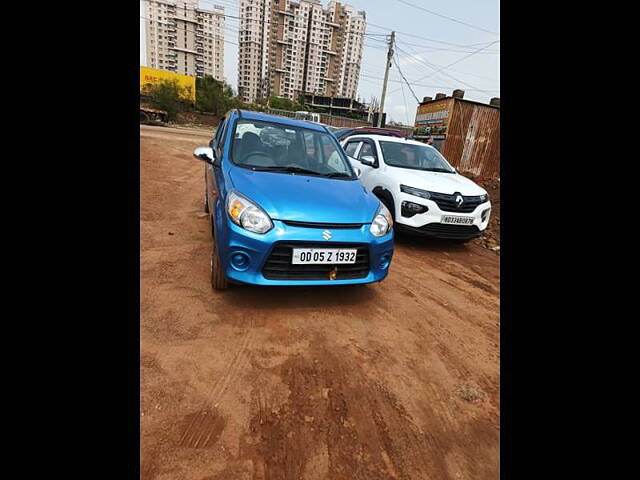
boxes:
[441,100,500,179]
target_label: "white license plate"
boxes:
[291,248,357,264]
[441,215,475,225]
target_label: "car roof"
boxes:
[352,127,405,135]
[346,134,431,147]
[235,110,327,132]
[336,127,407,140]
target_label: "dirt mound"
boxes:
[460,172,500,253]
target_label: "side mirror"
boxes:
[360,155,377,167]
[353,167,362,178]
[193,146,215,165]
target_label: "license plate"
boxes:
[441,215,475,225]
[291,248,357,264]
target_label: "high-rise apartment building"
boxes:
[144,0,225,79]
[237,0,365,103]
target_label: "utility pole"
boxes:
[377,31,395,127]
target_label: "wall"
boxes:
[264,108,371,128]
[441,99,500,179]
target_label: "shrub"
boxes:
[146,79,186,121]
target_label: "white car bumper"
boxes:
[395,191,491,239]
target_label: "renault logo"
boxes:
[322,230,332,240]
[455,194,464,208]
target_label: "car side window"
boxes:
[217,116,232,158]
[212,117,226,150]
[344,141,361,158]
[358,141,378,161]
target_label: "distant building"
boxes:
[300,93,368,120]
[238,0,366,103]
[143,0,225,80]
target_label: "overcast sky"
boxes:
[140,0,500,124]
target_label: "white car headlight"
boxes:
[227,191,273,234]
[400,184,431,199]
[370,202,393,237]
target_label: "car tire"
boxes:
[380,194,396,223]
[210,241,228,290]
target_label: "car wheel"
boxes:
[210,241,228,290]
[380,195,396,223]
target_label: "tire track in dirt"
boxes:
[140,127,500,479]
[178,317,256,449]
[225,336,499,480]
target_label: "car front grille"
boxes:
[419,223,481,239]
[429,192,486,213]
[262,242,370,280]
[281,220,363,229]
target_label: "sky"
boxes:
[140,0,500,124]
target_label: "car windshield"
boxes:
[231,119,355,179]
[379,141,456,173]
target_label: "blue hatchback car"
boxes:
[193,110,394,289]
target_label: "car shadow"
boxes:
[393,230,472,253]
[223,282,378,311]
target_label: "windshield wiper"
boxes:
[324,172,352,178]
[423,168,455,173]
[250,166,323,176]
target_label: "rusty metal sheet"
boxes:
[440,100,500,179]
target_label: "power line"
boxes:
[396,0,500,36]
[395,41,499,81]
[392,50,420,103]
[367,21,500,50]
[140,15,239,45]
[388,40,500,95]
[360,73,499,93]
[144,1,375,38]
[395,44,485,93]
[398,73,411,125]
[392,42,500,55]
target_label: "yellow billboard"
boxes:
[140,66,196,102]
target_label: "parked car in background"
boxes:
[193,110,394,289]
[294,111,321,123]
[330,126,407,142]
[340,133,490,241]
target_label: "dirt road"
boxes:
[140,125,500,480]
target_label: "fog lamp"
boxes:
[401,201,428,218]
[379,254,392,270]
[230,252,250,271]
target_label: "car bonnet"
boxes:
[228,167,380,224]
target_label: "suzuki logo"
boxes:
[455,194,464,208]
[322,230,332,240]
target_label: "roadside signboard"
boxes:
[140,66,196,102]
[413,98,453,140]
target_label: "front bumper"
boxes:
[396,192,491,239]
[217,219,394,286]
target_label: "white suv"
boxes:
[341,134,491,241]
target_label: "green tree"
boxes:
[268,95,304,111]
[146,79,186,121]
[196,75,236,115]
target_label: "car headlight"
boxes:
[400,184,431,199]
[227,191,273,234]
[479,193,489,203]
[370,202,393,237]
